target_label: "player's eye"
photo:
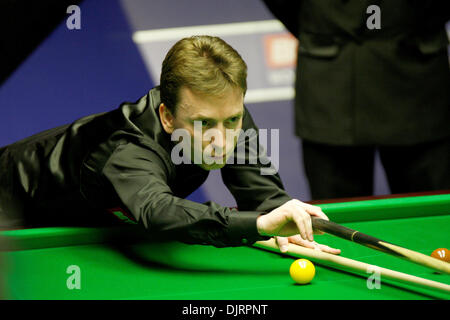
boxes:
[226,116,240,127]
[201,120,210,127]
[193,119,211,128]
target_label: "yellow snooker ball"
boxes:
[289,259,315,284]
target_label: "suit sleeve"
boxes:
[221,108,292,213]
[102,142,269,247]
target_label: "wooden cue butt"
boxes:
[311,217,450,275]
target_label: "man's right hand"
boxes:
[256,199,329,242]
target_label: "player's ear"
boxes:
[159,103,175,134]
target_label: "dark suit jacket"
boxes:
[0,87,288,246]
[264,0,450,145]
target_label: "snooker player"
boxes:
[0,36,340,254]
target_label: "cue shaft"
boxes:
[254,238,450,294]
[311,217,450,275]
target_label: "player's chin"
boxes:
[198,162,227,171]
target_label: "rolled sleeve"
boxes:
[227,211,271,245]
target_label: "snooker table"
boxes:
[0,193,449,300]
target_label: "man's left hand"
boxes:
[275,235,341,254]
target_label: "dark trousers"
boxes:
[302,136,450,200]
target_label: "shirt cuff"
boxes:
[227,211,271,246]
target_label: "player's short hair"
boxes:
[160,35,247,114]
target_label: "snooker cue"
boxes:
[311,217,450,275]
[254,238,450,294]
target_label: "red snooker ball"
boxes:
[431,248,450,262]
